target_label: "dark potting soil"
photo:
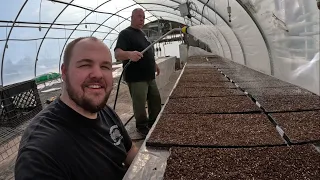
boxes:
[163,96,261,114]
[147,113,285,147]
[269,111,320,143]
[164,145,320,180]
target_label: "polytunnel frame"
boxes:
[34,0,154,77]
[56,0,244,69]
[138,2,229,58]
[107,11,200,49]
[166,0,272,72]
[33,0,76,78]
[56,14,154,73]
[55,2,200,71]
[107,9,200,49]
[95,2,226,59]
[0,0,149,83]
[106,8,227,58]
[0,0,273,85]
[189,0,246,64]
[195,0,272,72]
[137,0,243,62]
[103,1,239,61]
[1,0,28,85]
[0,20,120,35]
[58,0,239,77]
[0,0,231,84]
[137,1,229,58]
[56,2,158,73]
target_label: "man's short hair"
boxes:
[131,8,144,17]
[63,36,99,68]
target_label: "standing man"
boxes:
[15,37,138,180]
[114,8,162,136]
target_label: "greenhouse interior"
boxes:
[0,0,320,179]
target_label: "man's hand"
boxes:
[156,64,160,76]
[128,51,143,62]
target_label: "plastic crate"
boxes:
[0,79,42,127]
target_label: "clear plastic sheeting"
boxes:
[290,52,320,94]
[200,0,271,74]
[252,0,320,94]
[0,0,319,93]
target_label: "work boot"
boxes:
[136,126,150,137]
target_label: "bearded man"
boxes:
[15,37,138,180]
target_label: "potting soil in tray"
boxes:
[170,87,245,98]
[255,95,320,113]
[176,81,236,88]
[163,96,261,114]
[147,113,285,147]
[245,87,314,97]
[179,74,229,82]
[269,111,320,143]
[164,145,320,180]
[236,80,294,89]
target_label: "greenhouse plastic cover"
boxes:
[0,0,319,96]
[0,0,319,179]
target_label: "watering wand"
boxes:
[113,26,189,110]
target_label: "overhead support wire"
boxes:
[0,20,116,29]
[0,37,114,42]
[0,24,118,34]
